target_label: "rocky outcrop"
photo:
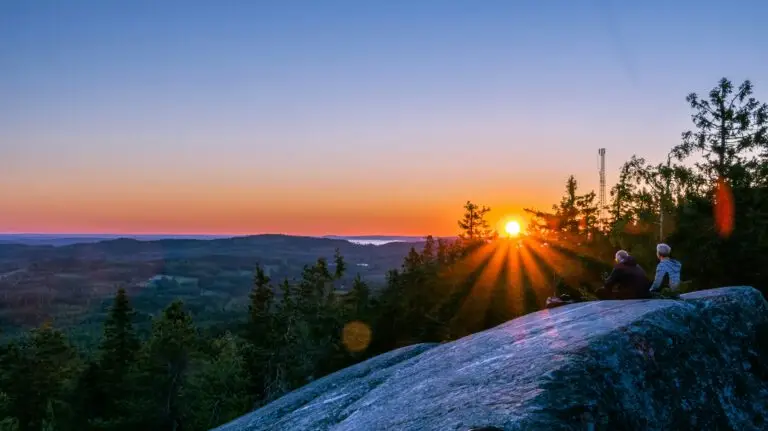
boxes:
[214,286,768,431]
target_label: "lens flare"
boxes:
[342,321,372,353]
[714,176,734,238]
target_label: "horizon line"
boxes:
[0,232,441,238]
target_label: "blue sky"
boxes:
[1,0,766,234]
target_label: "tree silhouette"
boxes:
[458,201,493,241]
[673,78,768,180]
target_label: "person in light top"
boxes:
[649,243,682,293]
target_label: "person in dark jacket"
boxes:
[595,250,651,300]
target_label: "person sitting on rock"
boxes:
[649,243,682,294]
[595,250,651,300]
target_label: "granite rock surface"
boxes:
[213,286,768,431]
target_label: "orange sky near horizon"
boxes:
[2,148,577,236]
[0,175,558,236]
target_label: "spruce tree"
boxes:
[248,265,274,342]
[458,201,492,241]
[1,322,79,431]
[140,300,197,430]
[179,333,251,430]
[100,288,139,381]
[97,288,140,426]
[422,236,436,263]
[279,278,293,310]
[333,248,346,280]
[245,265,275,399]
[350,274,370,317]
[556,175,580,234]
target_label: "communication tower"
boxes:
[598,148,606,215]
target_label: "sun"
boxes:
[505,220,521,237]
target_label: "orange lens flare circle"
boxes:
[342,320,372,353]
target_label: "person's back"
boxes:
[650,243,682,292]
[610,255,651,299]
[598,251,651,299]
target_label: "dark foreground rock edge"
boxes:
[213,286,768,431]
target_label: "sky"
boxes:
[2,0,767,236]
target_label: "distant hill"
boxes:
[0,235,114,246]
[0,233,444,247]
[0,234,238,246]
[0,234,430,334]
[0,234,422,262]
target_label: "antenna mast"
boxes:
[598,148,606,217]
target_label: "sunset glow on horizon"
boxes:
[2,1,766,236]
[0,183,541,236]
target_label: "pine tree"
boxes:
[458,201,493,241]
[403,247,422,273]
[140,300,197,430]
[575,190,599,238]
[71,361,104,430]
[72,288,141,429]
[422,236,436,263]
[248,265,274,342]
[0,322,80,431]
[556,175,580,234]
[100,288,140,382]
[333,248,346,280]
[350,274,370,317]
[180,333,251,430]
[673,77,768,181]
[436,238,449,264]
[260,277,302,402]
[297,257,335,309]
[279,278,293,310]
[244,265,275,399]
[610,158,641,225]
